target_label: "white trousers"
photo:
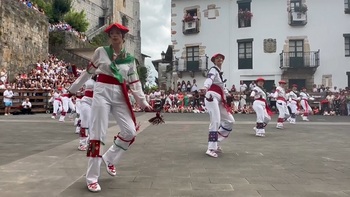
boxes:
[276,100,290,125]
[252,100,271,135]
[79,101,91,147]
[287,100,298,121]
[276,100,289,118]
[53,100,62,116]
[205,91,234,151]
[86,82,136,185]
[60,97,75,115]
[300,99,312,116]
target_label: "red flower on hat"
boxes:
[104,23,129,34]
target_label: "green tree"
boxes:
[90,32,110,46]
[30,0,53,21]
[52,0,72,22]
[137,66,148,90]
[64,10,89,32]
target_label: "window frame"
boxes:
[344,34,350,57]
[237,39,253,69]
[186,46,200,71]
[237,0,252,28]
[345,0,350,13]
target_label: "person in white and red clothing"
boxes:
[287,84,300,124]
[300,87,314,121]
[69,75,96,151]
[58,88,75,122]
[50,89,62,119]
[273,80,290,129]
[203,53,235,158]
[68,22,152,192]
[250,78,273,137]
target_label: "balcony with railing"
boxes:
[289,4,308,26]
[175,55,208,77]
[182,18,200,35]
[279,50,320,73]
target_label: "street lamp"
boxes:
[161,51,166,61]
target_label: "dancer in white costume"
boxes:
[300,87,314,121]
[203,53,234,158]
[250,78,272,137]
[273,80,290,129]
[50,90,62,119]
[69,75,96,151]
[58,88,75,122]
[67,23,152,192]
[74,91,83,134]
[287,84,300,124]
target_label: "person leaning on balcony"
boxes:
[203,53,235,158]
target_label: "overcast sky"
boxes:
[140,0,171,78]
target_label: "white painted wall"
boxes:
[172,0,350,89]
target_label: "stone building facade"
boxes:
[72,0,142,66]
[171,0,350,91]
[0,0,49,80]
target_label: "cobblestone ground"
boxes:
[0,113,349,197]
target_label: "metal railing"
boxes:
[279,50,320,69]
[175,55,208,72]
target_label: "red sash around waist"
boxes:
[97,74,123,85]
[277,97,287,102]
[255,98,273,116]
[84,90,93,98]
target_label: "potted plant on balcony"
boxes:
[183,13,195,22]
[238,9,253,27]
[295,4,308,13]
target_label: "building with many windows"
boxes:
[71,0,142,65]
[170,0,350,91]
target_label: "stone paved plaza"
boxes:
[0,113,350,197]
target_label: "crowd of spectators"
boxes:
[0,54,81,91]
[49,22,88,42]
[17,0,45,14]
[16,0,87,41]
[137,79,350,116]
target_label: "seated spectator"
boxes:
[21,98,33,114]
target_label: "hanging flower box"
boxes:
[238,9,253,21]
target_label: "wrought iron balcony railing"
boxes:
[279,50,320,69]
[175,55,208,72]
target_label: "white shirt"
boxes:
[300,91,313,100]
[204,66,229,95]
[154,91,161,99]
[3,90,14,102]
[240,84,247,92]
[288,91,300,101]
[273,86,287,100]
[191,83,198,92]
[22,101,32,108]
[70,47,148,108]
[250,86,267,100]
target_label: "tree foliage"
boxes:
[30,0,53,21]
[90,32,110,46]
[64,10,89,32]
[52,0,72,22]
[137,66,148,90]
